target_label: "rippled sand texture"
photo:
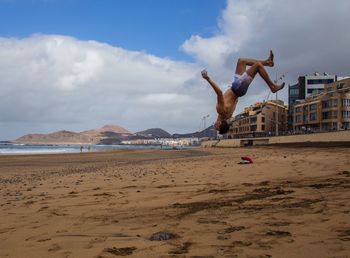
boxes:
[0,147,349,258]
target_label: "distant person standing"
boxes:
[80,145,83,153]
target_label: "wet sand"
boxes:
[0,147,349,258]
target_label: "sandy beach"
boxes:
[0,147,349,258]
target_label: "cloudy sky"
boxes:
[1,0,349,140]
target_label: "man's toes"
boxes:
[277,82,285,91]
[272,82,285,93]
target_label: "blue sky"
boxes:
[0,0,349,140]
[0,0,226,61]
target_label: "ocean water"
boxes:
[0,143,186,155]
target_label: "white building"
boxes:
[303,73,336,97]
[288,72,338,130]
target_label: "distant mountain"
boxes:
[15,130,93,144]
[136,128,171,138]
[14,124,217,145]
[15,124,133,144]
[81,124,131,136]
[172,125,217,138]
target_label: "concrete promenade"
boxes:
[201,130,350,148]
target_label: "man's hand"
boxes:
[201,69,210,80]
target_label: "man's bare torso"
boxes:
[216,88,238,121]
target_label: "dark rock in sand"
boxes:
[232,240,252,247]
[104,247,137,256]
[224,226,245,233]
[93,192,113,197]
[266,230,291,237]
[149,231,178,241]
[338,229,350,241]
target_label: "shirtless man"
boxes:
[201,51,285,134]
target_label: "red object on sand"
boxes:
[241,156,253,163]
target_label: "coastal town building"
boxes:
[288,73,337,130]
[228,100,288,138]
[121,137,200,147]
[293,78,350,132]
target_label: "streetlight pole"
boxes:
[203,115,209,130]
[276,89,279,136]
[202,114,210,133]
[275,73,278,136]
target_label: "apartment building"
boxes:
[228,100,288,138]
[288,73,337,130]
[293,78,350,131]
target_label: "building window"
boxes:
[290,89,299,96]
[322,111,331,119]
[310,104,317,111]
[322,111,337,119]
[333,99,338,107]
[310,112,317,121]
[295,107,302,113]
[250,117,257,124]
[261,125,265,131]
[342,111,350,118]
[307,79,334,85]
[323,99,338,108]
[342,99,350,107]
[322,100,330,108]
[296,115,302,123]
[307,89,315,94]
[261,117,265,123]
[310,88,324,94]
[250,125,257,132]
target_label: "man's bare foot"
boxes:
[272,82,285,93]
[265,50,274,67]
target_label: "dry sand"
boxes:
[0,147,349,258]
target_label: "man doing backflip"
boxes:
[201,51,285,134]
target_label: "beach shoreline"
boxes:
[0,147,349,257]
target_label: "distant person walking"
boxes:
[201,51,285,134]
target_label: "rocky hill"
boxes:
[81,124,131,136]
[15,125,133,144]
[135,128,171,138]
[15,130,93,144]
[14,125,217,145]
[172,126,217,138]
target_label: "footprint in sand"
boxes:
[85,236,107,249]
[48,243,61,252]
[232,240,252,247]
[217,235,231,240]
[168,242,192,255]
[265,230,291,237]
[102,247,137,256]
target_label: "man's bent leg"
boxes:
[235,58,272,75]
[246,63,284,93]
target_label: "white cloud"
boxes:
[181,0,272,69]
[1,0,350,139]
[0,34,214,139]
[182,0,350,114]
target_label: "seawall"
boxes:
[201,130,350,148]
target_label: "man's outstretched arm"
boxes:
[201,70,224,106]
